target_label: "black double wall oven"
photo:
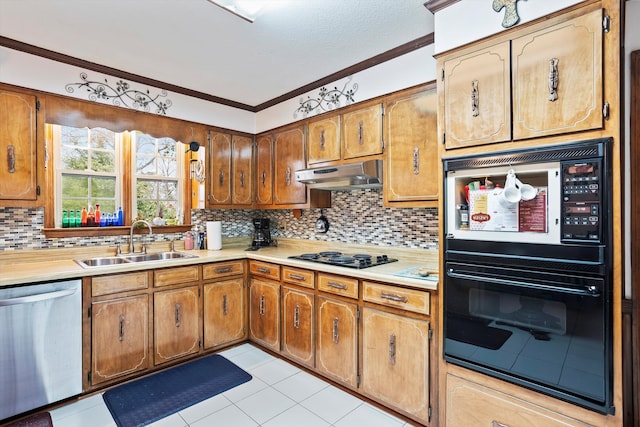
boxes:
[442,139,614,414]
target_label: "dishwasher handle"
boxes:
[0,288,78,307]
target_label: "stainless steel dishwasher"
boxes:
[0,279,82,421]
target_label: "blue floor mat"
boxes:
[103,354,252,427]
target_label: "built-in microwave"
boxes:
[443,139,611,246]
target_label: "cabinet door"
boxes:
[91,295,149,385]
[361,307,430,423]
[342,103,383,159]
[249,278,280,351]
[281,287,314,368]
[273,127,307,205]
[154,286,200,365]
[512,9,603,139]
[208,131,232,205]
[307,115,341,164]
[232,135,253,205]
[443,41,511,148]
[316,296,358,389]
[204,278,246,349]
[0,90,37,200]
[255,134,273,206]
[385,88,439,203]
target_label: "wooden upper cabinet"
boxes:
[255,134,273,206]
[384,87,439,205]
[442,41,511,149]
[307,115,341,165]
[0,89,38,201]
[512,8,603,139]
[232,135,253,205]
[207,131,232,205]
[342,102,384,159]
[273,126,307,205]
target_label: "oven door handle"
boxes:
[447,269,601,297]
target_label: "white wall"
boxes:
[434,0,582,54]
[625,0,640,299]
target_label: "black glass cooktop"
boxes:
[288,251,398,269]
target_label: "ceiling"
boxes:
[0,0,435,110]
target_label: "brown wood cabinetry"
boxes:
[384,87,439,206]
[307,115,341,165]
[255,134,273,206]
[153,286,200,365]
[273,126,307,205]
[361,307,430,424]
[440,8,604,149]
[207,130,253,208]
[315,295,359,389]
[203,278,246,349]
[0,88,38,202]
[281,286,314,368]
[342,101,384,159]
[446,374,590,426]
[249,277,280,351]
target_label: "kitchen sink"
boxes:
[75,251,197,268]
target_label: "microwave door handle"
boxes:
[447,270,601,297]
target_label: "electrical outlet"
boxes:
[277,222,286,232]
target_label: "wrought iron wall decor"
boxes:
[65,72,172,114]
[294,77,358,119]
[493,0,525,28]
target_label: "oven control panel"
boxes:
[561,159,602,243]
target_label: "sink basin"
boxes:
[76,252,197,268]
[124,252,198,262]
[75,257,132,268]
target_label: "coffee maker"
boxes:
[251,218,271,247]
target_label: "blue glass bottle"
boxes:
[117,207,123,226]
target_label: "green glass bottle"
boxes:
[75,210,81,228]
[62,210,69,228]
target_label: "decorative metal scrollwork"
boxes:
[471,80,479,117]
[294,76,358,119]
[65,72,172,114]
[548,58,559,102]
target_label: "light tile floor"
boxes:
[49,344,415,427]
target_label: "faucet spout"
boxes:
[130,220,153,253]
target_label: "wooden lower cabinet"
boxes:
[446,374,590,426]
[315,295,359,389]
[361,307,430,424]
[281,286,314,368]
[249,278,280,351]
[153,286,200,365]
[91,294,149,385]
[203,278,246,349]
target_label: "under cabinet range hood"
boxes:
[295,160,383,190]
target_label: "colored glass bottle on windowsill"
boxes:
[81,207,87,227]
[95,204,101,226]
[62,210,69,228]
[117,207,124,226]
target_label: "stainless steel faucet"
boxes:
[130,219,153,253]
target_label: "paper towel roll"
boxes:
[206,221,222,250]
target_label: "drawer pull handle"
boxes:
[380,292,408,303]
[471,79,479,117]
[548,58,559,102]
[256,267,271,274]
[7,145,15,173]
[215,266,233,274]
[389,333,396,365]
[240,170,245,188]
[222,294,228,315]
[492,422,510,427]
[293,305,300,328]
[259,295,265,315]
[288,273,306,281]
[358,121,364,145]
[119,314,125,342]
[412,147,420,175]
[261,170,267,187]
[285,167,291,186]
[175,303,181,327]
[320,129,325,151]
[327,282,348,290]
[218,168,224,186]
[332,317,339,344]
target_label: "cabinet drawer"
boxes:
[249,260,281,281]
[446,374,590,426]
[282,266,314,289]
[318,273,358,299]
[203,260,245,280]
[92,271,149,296]
[363,281,429,315]
[154,265,199,287]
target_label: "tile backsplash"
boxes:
[0,190,438,251]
